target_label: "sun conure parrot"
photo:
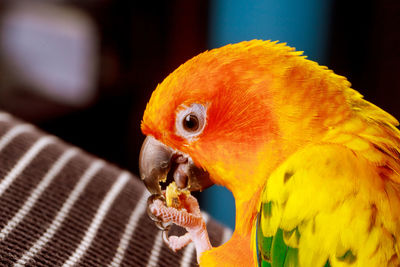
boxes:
[138,40,400,266]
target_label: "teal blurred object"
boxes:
[201,185,236,230]
[202,0,333,230]
[209,0,333,63]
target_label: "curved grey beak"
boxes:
[139,136,213,195]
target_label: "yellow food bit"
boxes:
[166,182,190,208]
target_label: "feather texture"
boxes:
[256,142,400,266]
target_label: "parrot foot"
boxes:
[149,195,212,262]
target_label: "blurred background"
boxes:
[0,0,398,230]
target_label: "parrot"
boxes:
[138,40,400,266]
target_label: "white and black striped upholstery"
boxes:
[0,111,231,266]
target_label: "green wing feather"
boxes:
[256,212,303,267]
[256,201,334,267]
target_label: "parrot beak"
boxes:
[139,136,214,195]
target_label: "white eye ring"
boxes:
[175,103,207,140]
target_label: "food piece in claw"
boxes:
[149,191,212,262]
[165,181,190,208]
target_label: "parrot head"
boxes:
[139,40,352,232]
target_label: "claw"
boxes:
[147,194,190,250]
[146,194,172,231]
[148,193,212,261]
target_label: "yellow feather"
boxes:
[260,143,400,266]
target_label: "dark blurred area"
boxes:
[0,0,399,228]
[329,0,400,119]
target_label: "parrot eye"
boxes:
[175,103,207,140]
[183,114,199,131]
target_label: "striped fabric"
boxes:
[0,112,232,266]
